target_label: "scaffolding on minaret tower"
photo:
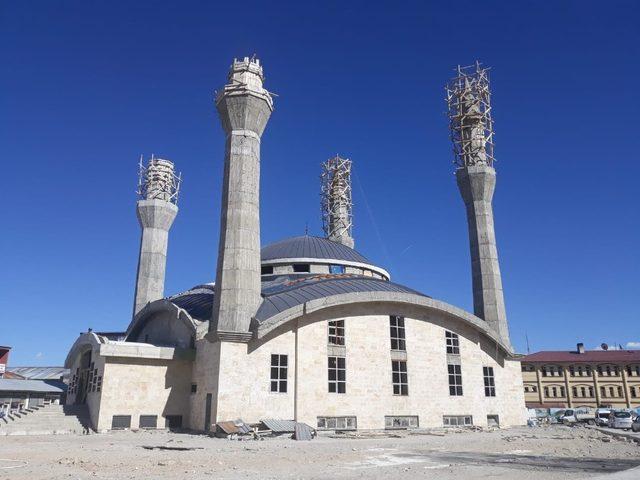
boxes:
[446,61,495,169]
[137,155,182,204]
[321,155,354,249]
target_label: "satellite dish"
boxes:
[601,343,609,351]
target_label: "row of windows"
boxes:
[262,264,349,275]
[526,364,640,378]
[541,385,635,399]
[269,354,496,398]
[316,415,489,429]
[328,316,460,356]
[111,414,182,430]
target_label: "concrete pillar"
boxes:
[457,164,512,349]
[210,57,273,340]
[132,158,179,317]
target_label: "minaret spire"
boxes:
[321,155,354,248]
[446,62,512,349]
[132,156,180,318]
[210,57,274,340]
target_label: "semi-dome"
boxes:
[261,235,369,263]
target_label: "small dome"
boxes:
[261,235,369,264]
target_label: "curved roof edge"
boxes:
[124,299,199,341]
[261,235,371,264]
[255,291,514,356]
[262,257,390,279]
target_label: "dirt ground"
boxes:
[1,425,639,479]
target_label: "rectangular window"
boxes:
[261,265,274,275]
[328,320,345,346]
[270,354,288,393]
[445,331,460,354]
[139,415,158,429]
[544,386,549,398]
[443,415,473,427]
[589,386,594,397]
[392,360,408,395]
[389,316,406,351]
[293,263,310,273]
[329,265,345,274]
[191,384,197,394]
[317,416,356,430]
[483,366,496,397]
[569,366,575,376]
[111,415,132,430]
[600,386,606,398]
[448,364,463,396]
[385,416,419,429]
[631,387,637,398]
[328,356,346,393]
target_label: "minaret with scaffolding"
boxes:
[321,155,354,248]
[132,156,181,318]
[447,62,512,349]
[210,57,274,339]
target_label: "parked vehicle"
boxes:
[561,407,596,425]
[632,416,640,433]
[608,411,633,430]
[550,410,566,424]
[595,408,612,426]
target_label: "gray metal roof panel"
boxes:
[167,275,429,327]
[6,367,69,380]
[0,379,66,393]
[261,236,370,264]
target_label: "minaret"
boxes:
[446,62,512,349]
[210,57,274,340]
[132,156,180,317]
[321,155,354,248]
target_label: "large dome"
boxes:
[261,235,369,264]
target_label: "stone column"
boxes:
[132,158,179,317]
[210,57,273,340]
[457,164,511,349]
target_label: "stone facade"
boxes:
[189,313,526,430]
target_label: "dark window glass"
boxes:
[392,360,408,396]
[328,356,346,394]
[270,354,288,393]
[483,366,496,397]
[293,264,310,273]
[261,265,274,275]
[328,320,345,345]
[445,331,460,355]
[390,316,406,351]
[448,364,463,396]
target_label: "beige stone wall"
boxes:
[96,357,192,432]
[197,312,527,430]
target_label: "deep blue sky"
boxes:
[2,1,638,365]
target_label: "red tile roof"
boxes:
[521,350,640,364]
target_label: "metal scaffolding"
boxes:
[137,155,181,204]
[321,155,353,246]
[446,61,495,168]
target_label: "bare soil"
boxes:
[1,425,639,479]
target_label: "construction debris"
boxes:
[215,419,251,439]
[292,422,315,441]
[259,419,296,434]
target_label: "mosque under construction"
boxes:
[65,57,527,432]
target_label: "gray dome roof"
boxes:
[261,235,369,264]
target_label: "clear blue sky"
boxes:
[2,1,638,365]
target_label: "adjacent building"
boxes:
[520,343,640,409]
[64,58,527,433]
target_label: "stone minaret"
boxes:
[321,155,354,248]
[210,57,273,340]
[446,63,512,349]
[132,156,180,317]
